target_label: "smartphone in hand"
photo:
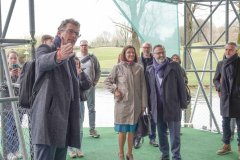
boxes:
[12,64,19,69]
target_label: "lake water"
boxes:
[83,87,223,132]
[18,87,223,132]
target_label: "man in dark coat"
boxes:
[134,42,159,149]
[145,44,187,160]
[215,42,240,158]
[32,18,82,160]
[213,55,236,142]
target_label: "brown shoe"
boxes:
[76,149,84,158]
[69,150,77,158]
[216,144,231,155]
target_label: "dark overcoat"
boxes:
[145,58,187,123]
[220,54,240,117]
[31,44,81,148]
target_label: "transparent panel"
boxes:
[113,0,180,56]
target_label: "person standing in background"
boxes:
[134,42,159,149]
[1,50,23,160]
[78,40,101,138]
[41,34,54,46]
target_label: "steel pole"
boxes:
[1,49,28,160]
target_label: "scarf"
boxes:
[153,58,168,103]
[153,58,168,78]
[222,53,238,94]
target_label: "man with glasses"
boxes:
[32,18,82,160]
[134,42,159,149]
[145,44,187,160]
[78,40,101,138]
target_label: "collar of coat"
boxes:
[147,57,174,77]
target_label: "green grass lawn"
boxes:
[85,46,225,86]
[66,127,239,160]
[89,47,122,72]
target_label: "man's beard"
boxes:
[156,57,166,64]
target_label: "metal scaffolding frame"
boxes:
[183,0,240,133]
[0,0,239,159]
[0,0,35,159]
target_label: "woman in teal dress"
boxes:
[105,45,148,160]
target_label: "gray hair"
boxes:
[153,44,166,53]
[226,42,238,50]
[57,18,80,31]
[142,42,152,48]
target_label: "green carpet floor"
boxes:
[67,127,238,160]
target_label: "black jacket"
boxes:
[213,60,223,92]
[145,58,187,123]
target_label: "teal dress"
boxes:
[114,124,137,133]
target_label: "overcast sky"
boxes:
[2,0,123,41]
[1,0,236,42]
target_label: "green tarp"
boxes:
[113,0,180,56]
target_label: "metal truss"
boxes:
[0,0,36,159]
[183,0,240,133]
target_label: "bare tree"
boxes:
[91,31,112,47]
[113,22,131,46]
[185,3,198,69]
[117,0,149,55]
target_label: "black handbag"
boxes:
[135,114,151,137]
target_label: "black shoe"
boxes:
[149,139,159,147]
[134,137,142,149]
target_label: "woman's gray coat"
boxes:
[105,61,148,125]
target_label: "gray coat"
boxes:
[213,60,223,92]
[31,44,81,148]
[105,61,148,125]
[145,59,187,123]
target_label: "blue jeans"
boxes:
[230,118,236,134]
[3,109,24,154]
[69,101,85,151]
[222,117,240,145]
[157,120,181,160]
[34,144,67,160]
[149,116,157,140]
[85,86,96,131]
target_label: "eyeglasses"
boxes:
[80,44,88,47]
[62,29,81,37]
[154,51,165,55]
